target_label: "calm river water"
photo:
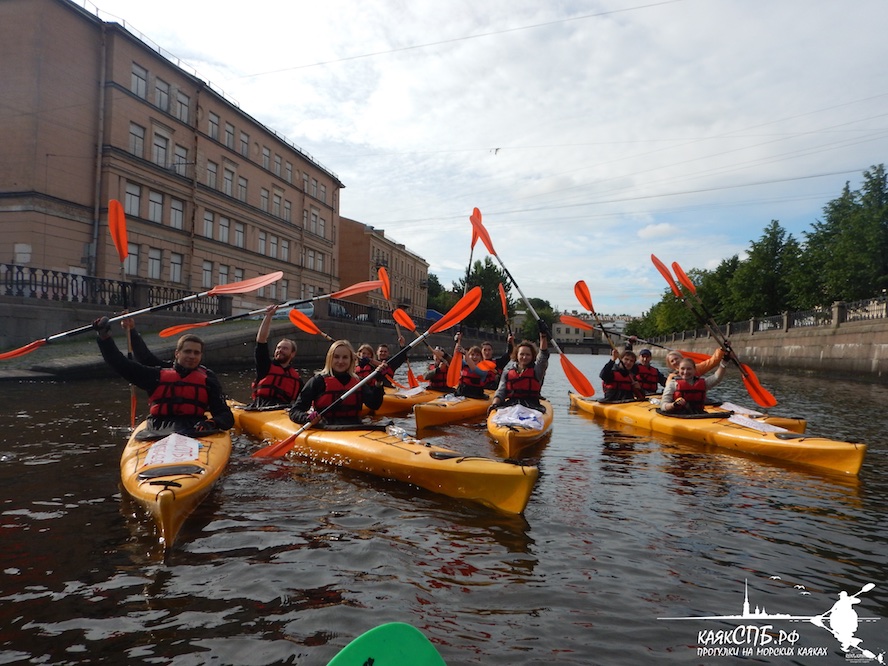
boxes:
[1,354,886,665]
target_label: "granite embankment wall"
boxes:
[649,318,888,381]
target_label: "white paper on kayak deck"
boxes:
[492,405,544,430]
[143,433,200,466]
[396,386,426,397]
[719,401,764,417]
[728,414,787,433]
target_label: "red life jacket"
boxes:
[602,367,634,393]
[149,367,210,418]
[504,365,541,400]
[427,364,449,390]
[252,363,302,404]
[636,363,659,393]
[673,376,707,412]
[314,374,362,420]
[355,359,375,382]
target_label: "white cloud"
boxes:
[89,0,888,315]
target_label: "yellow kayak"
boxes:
[361,385,443,417]
[120,420,232,547]
[231,402,538,515]
[486,399,554,458]
[413,390,493,433]
[568,393,866,475]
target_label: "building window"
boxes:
[203,211,214,238]
[309,209,319,235]
[280,279,288,300]
[303,173,309,193]
[148,248,162,279]
[218,216,230,243]
[175,91,190,123]
[280,239,289,263]
[124,182,141,217]
[318,216,326,239]
[125,243,139,275]
[316,252,325,273]
[202,261,213,289]
[258,231,266,255]
[285,162,293,183]
[284,200,291,223]
[240,132,249,157]
[174,144,188,176]
[131,64,147,98]
[223,169,234,196]
[310,178,318,198]
[262,146,270,169]
[153,133,168,168]
[260,188,269,212]
[320,184,327,203]
[148,191,163,223]
[234,267,244,282]
[208,112,219,140]
[155,79,170,112]
[170,252,183,283]
[224,123,235,149]
[273,154,282,176]
[170,198,184,230]
[129,123,145,157]
[272,193,282,217]
[234,222,244,248]
[206,161,217,188]
[237,176,247,202]
[219,264,229,285]
[306,249,315,271]
[269,235,278,259]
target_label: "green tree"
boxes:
[517,297,554,340]
[452,257,511,332]
[426,273,456,314]
[727,221,796,318]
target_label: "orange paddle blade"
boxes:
[679,350,711,363]
[651,255,683,299]
[574,280,594,312]
[498,282,509,318]
[468,209,496,255]
[671,261,697,295]
[559,314,594,330]
[393,308,416,332]
[470,208,482,249]
[0,339,47,360]
[159,320,212,337]
[430,286,482,333]
[109,199,128,263]
[289,308,324,336]
[738,362,778,408]
[477,360,497,372]
[561,355,595,397]
[332,280,383,300]
[447,350,463,387]
[378,267,391,300]
[208,271,283,296]
[252,432,300,459]
[407,364,420,388]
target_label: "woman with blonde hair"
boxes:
[288,340,384,426]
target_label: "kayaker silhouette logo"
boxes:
[658,578,885,662]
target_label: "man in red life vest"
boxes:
[250,305,303,407]
[93,316,234,435]
[635,349,668,394]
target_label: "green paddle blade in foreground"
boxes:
[326,622,446,666]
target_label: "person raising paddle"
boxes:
[288,340,384,427]
[93,317,234,435]
[488,322,549,413]
[635,349,668,394]
[250,304,303,408]
[600,348,644,401]
[660,355,730,414]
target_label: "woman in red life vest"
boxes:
[453,333,496,399]
[424,346,453,393]
[355,343,377,383]
[661,356,729,414]
[251,304,302,407]
[488,322,550,413]
[664,348,725,384]
[600,348,644,401]
[288,340,384,426]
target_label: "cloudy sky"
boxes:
[86,0,888,315]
